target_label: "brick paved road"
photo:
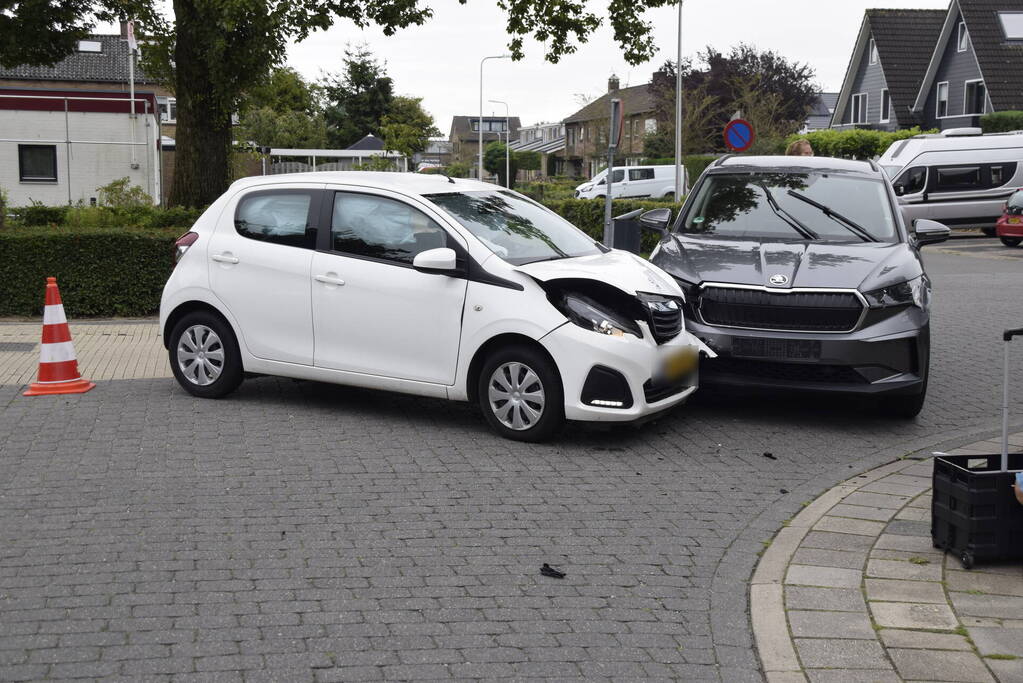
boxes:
[0,249,1021,682]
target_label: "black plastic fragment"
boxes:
[540,563,566,579]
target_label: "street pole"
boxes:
[489,99,510,187]
[604,98,621,247]
[674,0,685,199]
[479,55,510,182]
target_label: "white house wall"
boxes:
[0,108,159,206]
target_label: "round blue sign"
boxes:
[724,119,755,152]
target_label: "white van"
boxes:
[575,165,686,200]
[879,130,1023,235]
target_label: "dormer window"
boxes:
[957,21,968,52]
[77,40,102,53]
[999,12,1023,40]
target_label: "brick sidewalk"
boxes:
[752,434,1023,683]
[0,321,169,386]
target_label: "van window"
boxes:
[897,167,927,195]
[990,163,1017,187]
[935,166,981,191]
[629,168,655,181]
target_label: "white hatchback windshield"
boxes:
[427,190,603,265]
[679,172,899,243]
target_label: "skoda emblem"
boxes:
[769,274,789,287]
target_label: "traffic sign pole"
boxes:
[604,98,622,247]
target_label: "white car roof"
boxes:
[228,171,497,197]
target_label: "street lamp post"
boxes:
[479,55,511,181]
[489,99,510,187]
[674,0,686,199]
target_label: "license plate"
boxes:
[1009,217,1021,224]
[731,338,821,360]
[660,346,699,381]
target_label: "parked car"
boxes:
[645,155,950,418]
[995,187,1023,247]
[879,129,1023,236]
[160,173,712,442]
[575,165,687,200]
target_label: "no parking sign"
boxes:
[723,119,755,152]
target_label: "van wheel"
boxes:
[1001,236,1022,247]
[477,345,564,442]
[169,312,243,399]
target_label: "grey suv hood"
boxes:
[653,237,922,291]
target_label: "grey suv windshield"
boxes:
[679,172,898,243]
[427,190,602,265]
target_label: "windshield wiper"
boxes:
[759,184,820,240]
[785,190,879,243]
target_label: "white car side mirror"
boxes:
[412,247,458,273]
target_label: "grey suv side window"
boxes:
[330,192,448,265]
[234,190,317,249]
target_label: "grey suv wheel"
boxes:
[169,312,243,399]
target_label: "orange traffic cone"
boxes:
[23,277,95,396]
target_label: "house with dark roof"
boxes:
[0,31,174,134]
[346,134,385,151]
[802,93,840,132]
[832,9,946,130]
[447,115,521,176]
[911,0,1023,130]
[562,75,656,179]
[833,1,1023,132]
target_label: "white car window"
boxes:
[234,191,315,249]
[331,192,448,264]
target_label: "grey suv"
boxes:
[645,156,950,417]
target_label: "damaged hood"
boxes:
[515,250,683,297]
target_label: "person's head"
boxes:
[786,139,814,157]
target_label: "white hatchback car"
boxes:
[160,172,711,441]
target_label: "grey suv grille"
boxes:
[698,287,864,333]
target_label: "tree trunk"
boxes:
[167,0,234,207]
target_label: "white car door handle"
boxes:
[211,254,239,264]
[314,274,346,286]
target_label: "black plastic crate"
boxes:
[931,452,1023,569]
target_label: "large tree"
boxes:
[144,0,677,205]
[649,45,819,154]
[319,46,394,149]
[243,67,317,115]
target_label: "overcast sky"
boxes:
[285,0,947,135]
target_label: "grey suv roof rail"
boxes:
[713,154,733,167]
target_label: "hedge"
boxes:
[544,198,684,253]
[11,204,205,229]
[787,127,937,160]
[980,111,1023,133]
[0,226,180,317]
[0,198,685,317]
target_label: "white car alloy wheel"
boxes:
[488,361,546,431]
[177,324,225,386]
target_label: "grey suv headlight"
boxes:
[555,293,642,338]
[863,275,930,310]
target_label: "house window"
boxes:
[869,39,878,65]
[958,21,968,52]
[880,90,891,123]
[851,93,868,124]
[964,80,986,115]
[77,40,102,53]
[998,12,1023,40]
[157,96,177,123]
[645,118,657,134]
[936,82,949,118]
[18,145,58,182]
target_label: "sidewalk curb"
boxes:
[749,432,1023,682]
